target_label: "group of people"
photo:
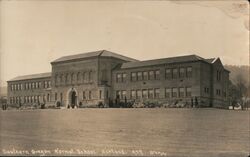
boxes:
[2,104,8,110]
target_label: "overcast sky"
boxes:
[0,0,249,87]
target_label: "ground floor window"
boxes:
[172,88,178,97]
[186,87,192,97]
[154,88,160,98]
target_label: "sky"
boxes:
[0,0,249,87]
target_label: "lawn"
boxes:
[0,108,249,156]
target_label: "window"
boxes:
[173,68,178,79]
[172,88,178,97]
[155,70,160,80]
[89,71,93,82]
[71,73,74,84]
[142,89,148,99]
[82,72,86,83]
[67,74,71,84]
[34,96,37,103]
[44,81,47,88]
[148,89,154,98]
[149,71,155,80]
[131,72,137,81]
[165,88,171,98]
[116,90,121,99]
[38,82,41,88]
[89,91,92,99]
[77,72,80,82]
[32,82,35,89]
[187,67,192,78]
[121,90,127,99]
[59,75,63,84]
[186,87,192,97]
[179,68,185,78]
[60,93,62,101]
[131,90,136,99]
[166,69,172,79]
[55,75,58,85]
[216,70,221,81]
[116,73,122,83]
[31,96,34,103]
[143,71,148,80]
[136,90,142,99]
[48,81,51,88]
[83,91,86,99]
[106,90,109,99]
[216,89,221,96]
[47,94,50,102]
[179,87,185,97]
[137,72,143,81]
[204,87,209,94]
[55,93,57,101]
[122,73,127,82]
[99,90,102,99]
[154,88,160,98]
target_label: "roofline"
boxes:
[51,55,136,65]
[117,59,211,70]
[51,55,98,64]
[7,72,51,83]
[7,76,51,83]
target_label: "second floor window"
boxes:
[149,71,155,80]
[179,68,185,78]
[187,67,192,78]
[173,68,178,79]
[116,73,122,83]
[155,70,160,80]
[122,73,127,82]
[131,72,137,81]
[143,71,148,80]
[137,72,143,81]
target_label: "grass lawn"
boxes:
[0,108,249,156]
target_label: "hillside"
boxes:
[225,65,249,86]
[0,86,7,97]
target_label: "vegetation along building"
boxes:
[7,50,230,108]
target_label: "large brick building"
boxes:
[7,50,230,108]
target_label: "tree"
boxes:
[228,75,247,110]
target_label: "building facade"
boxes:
[7,50,230,108]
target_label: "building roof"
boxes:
[205,58,216,63]
[8,72,51,82]
[51,50,138,63]
[120,54,209,69]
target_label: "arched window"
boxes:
[71,73,74,84]
[82,72,86,83]
[47,94,50,102]
[77,72,80,83]
[67,74,71,84]
[65,74,68,84]
[89,71,93,82]
[55,74,58,85]
[59,74,63,85]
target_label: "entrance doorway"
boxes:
[71,91,76,108]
